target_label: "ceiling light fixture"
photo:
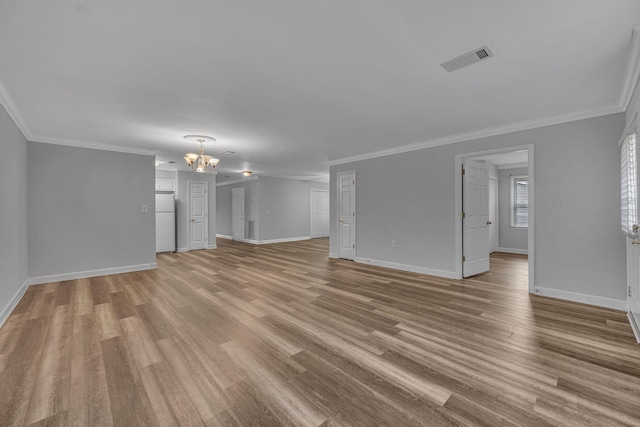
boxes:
[243,171,252,176]
[184,135,219,173]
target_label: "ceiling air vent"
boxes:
[440,45,493,72]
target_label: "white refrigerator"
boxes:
[156,193,175,253]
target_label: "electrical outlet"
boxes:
[391,240,397,248]
[141,205,148,213]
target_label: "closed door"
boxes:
[488,177,498,253]
[463,159,490,277]
[189,181,207,250]
[232,187,245,241]
[337,171,356,260]
[310,189,329,238]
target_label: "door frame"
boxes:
[187,180,208,251]
[454,144,535,293]
[337,170,356,260]
[310,189,329,238]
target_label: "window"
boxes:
[622,132,638,237]
[510,176,528,228]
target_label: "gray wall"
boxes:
[216,177,329,242]
[216,179,259,239]
[28,143,156,278]
[176,171,216,250]
[0,104,28,316]
[259,177,329,241]
[498,167,528,251]
[330,113,627,300]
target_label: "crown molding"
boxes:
[216,175,258,186]
[621,26,640,111]
[329,103,623,166]
[0,78,30,140]
[29,133,156,156]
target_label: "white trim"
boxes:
[534,287,627,311]
[497,247,528,255]
[0,279,29,328]
[177,247,189,252]
[207,244,217,250]
[621,26,640,111]
[0,78,29,138]
[216,176,258,187]
[329,105,621,166]
[496,162,528,170]
[216,234,233,239]
[628,311,640,344]
[26,263,157,286]
[355,257,457,279]
[329,252,339,259]
[455,144,535,293]
[30,134,156,156]
[242,236,311,245]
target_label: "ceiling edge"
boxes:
[621,26,640,110]
[29,133,157,156]
[0,77,30,140]
[328,102,623,166]
[216,176,259,187]
[497,162,528,170]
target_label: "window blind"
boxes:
[622,132,638,236]
[513,177,528,227]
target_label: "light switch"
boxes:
[141,205,148,213]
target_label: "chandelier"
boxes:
[184,135,219,173]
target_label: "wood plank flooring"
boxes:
[1,238,639,426]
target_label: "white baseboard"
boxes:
[26,262,157,286]
[497,247,528,255]
[0,279,29,328]
[177,247,189,252]
[329,252,339,259]
[628,311,640,344]
[534,287,627,311]
[355,257,457,279]
[215,234,233,240]
[207,244,217,250]
[244,236,311,245]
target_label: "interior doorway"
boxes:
[310,189,330,238]
[188,181,208,250]
[231,187,245,241]
[337,171,356,260]
[455,145,534,293]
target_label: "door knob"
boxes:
[339,219,344,223]
[191,219,196,222]
[487,221,492,225]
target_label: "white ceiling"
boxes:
[0,1,639,183]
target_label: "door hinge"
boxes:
[353,180,355,185]
[353,244,355,248]
[630,286,633,298]
[353,212,355,217]
[462,255,466,261]
[462,212,465,219]
[462,168,465,175]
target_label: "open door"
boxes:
[463,159,490,277]
[337,171,356,260]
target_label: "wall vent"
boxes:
[440,45,494,72]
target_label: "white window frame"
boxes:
[510,175,528,228]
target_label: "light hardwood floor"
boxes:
[1,238,639,426]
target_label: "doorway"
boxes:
[188,181,208,250]
[232,187,245,241]
[455,145,535,292]
[337,171,356,260]
[310,189,329,238]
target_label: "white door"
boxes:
[488,177,498,253]
[188,181,207,250]
[337,171,356,260]
[232,187,245,241]
[463,159,490,277]
[310,189,329,238]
